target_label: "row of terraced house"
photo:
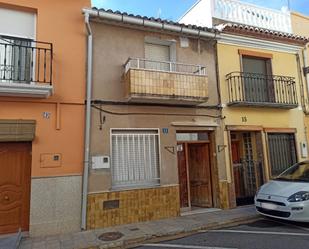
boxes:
[1,0,309,238]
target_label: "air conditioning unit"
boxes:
[92,155,110,169]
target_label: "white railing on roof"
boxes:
[124,58,207,76]
[213,0,292,33]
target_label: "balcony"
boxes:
[180,0,292,33]
[124,58,208,105]
[226,72,298,109]
[213,0,292,33]
[0,36,53,98]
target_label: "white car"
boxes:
[255,161,309,222]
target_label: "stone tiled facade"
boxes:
[125,69,208,101]
[87,185,180,229]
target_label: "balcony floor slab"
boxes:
[227,101,298,109]
[0,82,53,98]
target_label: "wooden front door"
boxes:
[0,142,31,234]
[177,143,189,208]
[188,143,212,207]
[231,140,245,199]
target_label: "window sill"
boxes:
[110,183,161,192]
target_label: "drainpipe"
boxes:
[303,43,309,94]
[81,12,93,230]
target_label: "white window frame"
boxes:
[110,128,162,190]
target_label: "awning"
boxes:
[0,119,36,142]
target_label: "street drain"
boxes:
[98,231,124,241]
[129,227,139,231]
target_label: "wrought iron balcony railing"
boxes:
[0,36,53,85]
[226,72,298,108]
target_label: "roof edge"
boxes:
[83,7,221,39]
[217,22,309,45]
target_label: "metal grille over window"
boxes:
[268,133,297,177]
[111,129,160,188]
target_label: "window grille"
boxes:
[268,133,297,177]
[111,129,160,188]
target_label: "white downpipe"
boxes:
[82,8,221,39]
[81,12,93,230]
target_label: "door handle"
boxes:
[4,195,9,201]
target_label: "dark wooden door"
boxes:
[231,141,245,199]
[188,143,212,207]
[0,142,31,234]
[177,143,189,208]
[231,141,240,163]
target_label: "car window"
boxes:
[276,162,309,182]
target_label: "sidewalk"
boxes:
[19,206,258,249]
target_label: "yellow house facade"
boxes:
[216,24,309,208]
[291,12,309,151]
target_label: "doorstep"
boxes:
[19,205,259,249]
[180,207,222,216]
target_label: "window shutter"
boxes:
[0,8,35,39]
[145,43,170,61]
[144,43,170,71]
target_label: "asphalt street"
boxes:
[134,218,309,249]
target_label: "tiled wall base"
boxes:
[87,185,180,229]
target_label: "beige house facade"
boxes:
[83,8,230,229]
[82,4,309,229]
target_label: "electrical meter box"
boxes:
[92,155,110,169]
[300,142,308,158]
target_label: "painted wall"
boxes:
[0,0,90,235]
[0,0,90,177]
[91,22,219,105]
[89,21,226,198]
[291,12,309,150]
[217,42,308,183]
[291,12,309,37]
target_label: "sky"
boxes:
[91,0,309,21]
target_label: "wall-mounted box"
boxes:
[92,155,110,169]
[40,153,62,168]
[300,142,308,158]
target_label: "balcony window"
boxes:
[0,36,32,83]
[242,55,273,103]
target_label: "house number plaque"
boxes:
[241,116,247,122]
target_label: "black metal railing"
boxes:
[226,72,298,107]
[0,36,53,85]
